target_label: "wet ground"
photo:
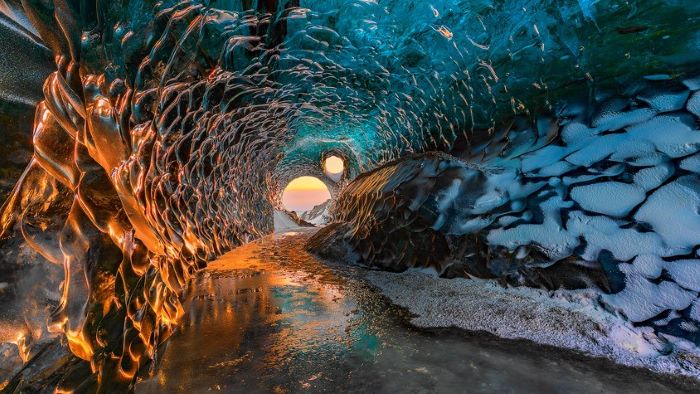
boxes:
[137,230,700,393]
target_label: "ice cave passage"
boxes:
[1,0,700,391]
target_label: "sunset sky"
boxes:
[282,176,331,212]
[324,156,344,174]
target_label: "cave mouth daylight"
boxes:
[323,155,345,182]
[281,176,332,214]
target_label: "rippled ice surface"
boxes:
[137,230,698,393]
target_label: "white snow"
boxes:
[521,145,570,172]
[639,91,690,113]
[683,76,700,91]
[566,134,624,166]
[535,160,577,177]
[366,270,700,379]
[487,195,578,260]
[567,211,670,261]
[633,163,674,191]
[680,153,700,173]
[561,121,597,145]
[593,108,656,132]
[562,164,624,186]
[608,140,658,165]
[570,182,645,217]
[634,176,700,251]
[688,91,700,117]
[328,100,700,381]
[666,260,700,292]
[626,115,700,159]
[273,210,304,232]
[627,254,665,279]
[601,273,695,322]
[468,110,700,356]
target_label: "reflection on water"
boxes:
[137,231,698,393]
[137,230,360,392]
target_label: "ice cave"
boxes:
[1,0,700,392]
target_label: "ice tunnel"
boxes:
[1,0,700,391]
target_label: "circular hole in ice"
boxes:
[323,156,344,181]
[281,176,331,214]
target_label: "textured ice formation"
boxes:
[0,0,699,390]
[309,80,700,355]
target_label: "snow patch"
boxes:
[638,90,689,113]
[680,153,700,173]
[366,270,700,379]
[570,182,644,217]
[634,176,700,251]
[688,91,700,117]
[601,273,695,322]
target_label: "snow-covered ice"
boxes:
[366,269,700,379]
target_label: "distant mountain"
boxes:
[300,200,331,225]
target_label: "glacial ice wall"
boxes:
[0,0,698,390]
[309,80,700,345]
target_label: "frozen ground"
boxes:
[138,231,700,393]
[366,269,700,379]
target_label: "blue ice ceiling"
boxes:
[236,0,700,173]
[90,0,700,178]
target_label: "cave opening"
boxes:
[281,176,331,214]
[323,155,345,182]
[275,176,332,230]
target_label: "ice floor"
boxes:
[137,230,699,393]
